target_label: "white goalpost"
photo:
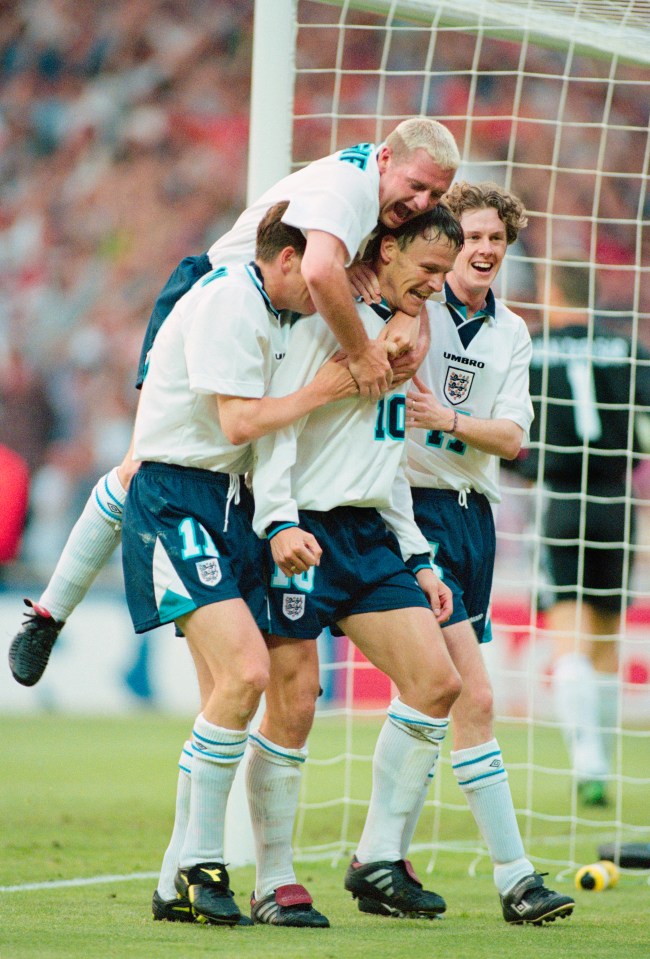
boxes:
[247,0,650,878]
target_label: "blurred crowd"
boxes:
[1,0,648,584]
[0,0,255,578]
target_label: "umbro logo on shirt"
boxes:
[443,351,485,369]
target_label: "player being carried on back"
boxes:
[10,117,460,689]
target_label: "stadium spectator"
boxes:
[400,182,575,924]
[250,205,463,923]
[517,257,650,807]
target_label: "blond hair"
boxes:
[385,117,460,172]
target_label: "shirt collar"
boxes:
[363,296,394,323]
[245,261,281,318]
[444,280,496,321]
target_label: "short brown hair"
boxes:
[442,181,527,245]
[256,202,307,262]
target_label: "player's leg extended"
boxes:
[247,635,329,927]
[9,443,139,686]
[41,442,139,620]
[549,599,610,796]
[443,620,574,924]
[563,603,621,806]
[174,600,269,926]
[152,740,194,922]
[445,617,517,858]
[341,606,460,917]
[153,643,218,921]
[581,518,628,801]
[587,609,620,781]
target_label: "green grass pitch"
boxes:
[1,713,649,959]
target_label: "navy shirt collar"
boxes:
[365,296,394,322]
[245,261,281,318]
[444,280,496,321]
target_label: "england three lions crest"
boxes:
[196,558,222,586]
[283,593,305,621]
[444,366,474,405]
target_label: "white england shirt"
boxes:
[208,143,381,267]
[406,286,534,503]
[133,263,291,474]
[252,303,431,562]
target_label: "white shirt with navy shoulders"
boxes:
[406,283,534,503]
[133,263,291,474]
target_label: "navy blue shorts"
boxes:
[122,462,269,634]
[135,253,212,388]
[266,506,430,639]
[411,487,495,643]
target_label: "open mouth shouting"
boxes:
[389,201,414,225]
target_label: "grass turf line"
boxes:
[1,714,649,959]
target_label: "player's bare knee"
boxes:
[438,669,463,712]
[430,664,462,713]
[472,682,494,722]
[235,661,270,707]
[405,666,461,716]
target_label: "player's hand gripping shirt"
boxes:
[252,305,430,562]
[407,286,534,503]
[208,143,381,268]
[132,263,292,474]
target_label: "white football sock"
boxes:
[39,468,126,622]
[598,672,619,770]
[400,767,435,859]
[356,698,448,863]
[553,652,608,780]
[156,741,192,900]
[451,738,533,895]
[179,715,247,868]
[247,730,307,899]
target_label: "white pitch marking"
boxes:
[0,871,158,893]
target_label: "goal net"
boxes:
[248,0,650,878]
